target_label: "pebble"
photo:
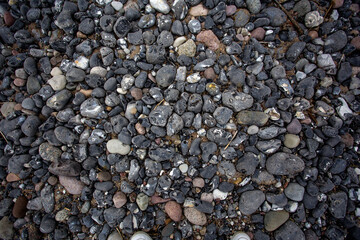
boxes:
[150,0,170,14]
[196,30,221,51]
[285,183,305,201]
[12,196,28,218]
[237,111,269,126]
[266,152,305,176]
[284,134,300,148]
[275,221,305,240]
[106,139,131,155]
[113,192,127,208]
[305,11,324,28]
[59,176,84,195]
[1,102,16,117]
[189,4,208,16]
[264,211,289,231]
[184,207,207,226]
[165,201,182,222]
[0,217,14,240]
[239,190,265,215]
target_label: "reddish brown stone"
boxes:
[97,171,112,182]
[333,0,344,8]
[308,30,319,39]
[226,5,237,16]
[113,192,127,208]
[130,88,143,100]
[196,30,221,51]
[6,173,20,182]
[165,201,182,222]
[4,12,15,26]
[204,68,216,80]
[251,27,265,41]
[151,195,171,204]
[351,36,360,50]
[13,196,28,218]
[14,78,26,87]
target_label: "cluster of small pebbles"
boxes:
[0,0,360,239]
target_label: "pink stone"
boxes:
[113,192,127,208]
[151,195,171,204]
[286,118,302,134]
[196,30,221,51]
[4,12,15,26]
[236,34,245,41]
[226,5,237,16]
[130,88,143,100]
[165,201,182,222]
[14,78,26,87]
[251,27,266,41]
[204,68,216,80]
[189,4,208,16]
[59,176,84,195]
[192,177,205,188]
[333,0,344,8]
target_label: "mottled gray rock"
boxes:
[328,192,347,219]
[156,65,176,88]
[275,221,305,240]
[236,152,259,175]
[149,106,173,127]
[222,91,253,112]
[266,152,305,176]
[239,190,265,215]
[80,98,105,118]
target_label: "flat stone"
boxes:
[184,207,207,225]
[266,152,305,176]
[177,39,196,57]
[39,142,62,162]
[189,4,208,16]
[196,30,221,51]
[12,196,28,218]
[113,192,127,208]
[237,111,269,126]
[239,190,265,215]
[59,176,84,195]
[264,211,289,231]
[275,221,305,240]
[284,183,305,201]
[165,201,182,222]
[0,216,14,240]
[222,91,254,112]
[284,134,300,148]
[1,102,16,117]
[107,139,131,155]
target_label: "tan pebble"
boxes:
[6,173,20,182]
[308,30,318,39]
[165,201,182,222]
[135,122,146,135]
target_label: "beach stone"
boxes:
[6,173,20,182]
[239,190,265,215]
[1,102,16,117]
[165,201,182,222]
[12,196,28,218]
[106,139,131,155]
[177,39,196,57]
[246,0,261,14]
[0,217,14,240]
[80,98,105,118]
[184,207,207,225]
[266,152,305,176]
[262,7,287,26]
[237,111,269,126]
[46,89,72,111]
[251,27,265,40]
[285,183,305,201]
[222,91,253,112]
[136,193,149,211]
[150,0,170,14]
[329,192,347,219]
[59,176,85,195]
[196,30,221,51]
[39,143,62,162]
[234,9,250,27]
[113,192,127,208]
[189,4,208,16]
[324,30,347,53]
[264,211,289,231]
[284,134,300,148]
[275,221,305,240]
[287,118,302,134]
[156,65,176,88]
